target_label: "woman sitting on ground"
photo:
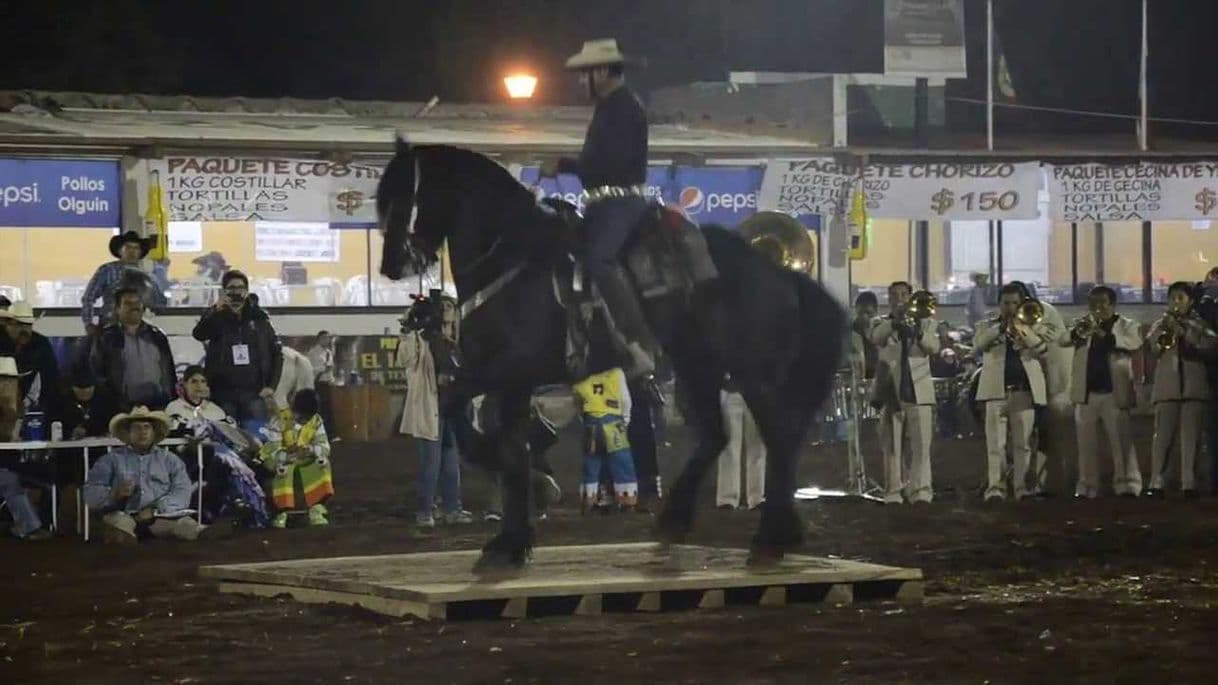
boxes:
[259,389,334,528]
[166,365,270,528]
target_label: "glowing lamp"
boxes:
[504,74,538,99]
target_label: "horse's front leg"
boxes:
[477,389,535,569]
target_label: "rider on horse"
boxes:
[542,39,660,378]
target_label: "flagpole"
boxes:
[986,0,994,151]
[1139,0,1148,151]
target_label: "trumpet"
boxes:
[1071,313,1099,340]
[1157,303,1192,350]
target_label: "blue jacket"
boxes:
[83,445,193,514]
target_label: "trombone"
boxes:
[898,290,938,330]
[1007,298,1043,342]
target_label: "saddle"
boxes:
[541,198,718,378]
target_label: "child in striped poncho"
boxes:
[259,389,334,527]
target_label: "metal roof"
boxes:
[0,90,823,157]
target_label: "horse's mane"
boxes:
[417,145,538,209]
[417,144,566,257]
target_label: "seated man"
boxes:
[61,369,118,440]
[0,469,51,541]
[83,406,219,544]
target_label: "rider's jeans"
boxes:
[582,195,650,282]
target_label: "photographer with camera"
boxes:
[397,291,473,528]
[192,270,283,432]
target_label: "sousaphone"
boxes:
[738,211,818,277]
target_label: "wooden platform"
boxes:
[199,543,923,621]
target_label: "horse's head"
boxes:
[377,137,441,280]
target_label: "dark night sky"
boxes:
[3,0,1217,140]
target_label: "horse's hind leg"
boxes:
[656,358,727,544]
[740,384,816,563]
[476,389,535,569]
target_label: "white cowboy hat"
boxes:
[109,405,171,444]
[0,356,18,378]
[0,301,36,325]
[564,39,644,70]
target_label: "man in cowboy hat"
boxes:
[541,38,658,377]
[0,301,60,419]
[0,355,52,541]
[81,230,167,334]
[83,406,220,543]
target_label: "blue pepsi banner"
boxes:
[0,158,121,227]
[519,165,816,230]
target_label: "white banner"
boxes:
[759,159,1042,220]
[884,0,967,77]
[254,222,340,263]
[167,221,203,252]
[150,157,381,224]
[1047,162,1218,222]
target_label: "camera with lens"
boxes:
[402,289,444,335]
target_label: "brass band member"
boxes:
[974,284,1051,502]
[1145,282,1218,496]
[1061,286,1144,498]
[1008,281,1072,497]
[869,281,940,504]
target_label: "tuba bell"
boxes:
[738,211,818,276]
[906,290,938,324]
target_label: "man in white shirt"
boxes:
[974,284,1051,501]
[306,330,337,433]
[869,281,940,504]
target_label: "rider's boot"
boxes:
[597,265,659,378]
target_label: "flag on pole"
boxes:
[847,180,870,261]
[145,170,169,261]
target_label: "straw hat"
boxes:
[0,301,36,325]
[564,39,644,70]
[109,405,171,444]
[0,356,18,378]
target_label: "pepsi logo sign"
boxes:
[676,186,757,215]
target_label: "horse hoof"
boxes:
[474,533,533,573]
[654,508,691,545]
[746,545,787,568]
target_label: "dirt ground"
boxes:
[3,415,1218,684]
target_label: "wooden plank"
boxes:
[825,583,853,605]
[894,580,925,604]
[217,582,443,620]
[200,544,922,605]
[636,592,660,612]
[758,586,786,607]
[500,597,527,619]
[574,594,602,616]
[698,589,725,610]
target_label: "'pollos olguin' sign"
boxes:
[0,158,121,227]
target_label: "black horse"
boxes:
[377,139,844,567]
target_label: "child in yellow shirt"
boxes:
[573,367,637,511]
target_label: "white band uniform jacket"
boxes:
[1060,315,1144,409]
[1146,316,1218,403]
[869,315,941,407]
[973,319,1051,406]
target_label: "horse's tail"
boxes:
[792,275,848,412]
